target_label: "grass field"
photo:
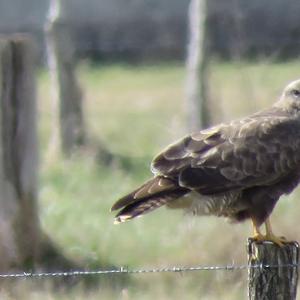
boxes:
[6,61,300,299]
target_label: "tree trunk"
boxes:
[45,0,86,157]
[185,0,210,131]
[0,36,41,270]
[0,35,74,272]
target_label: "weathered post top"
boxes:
[248,239,299,300]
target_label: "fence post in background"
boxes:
[45,0,86,157]
[0,35,75,273]
[0,35,41,269]
[247,239,299,300]
[185,0,210,132]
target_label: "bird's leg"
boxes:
[251,218,265,242]
[264,217,287,247]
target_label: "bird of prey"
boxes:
[111,79,300,246]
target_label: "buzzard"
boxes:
[111,79,300,246]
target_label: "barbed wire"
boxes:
[0,263,299,279]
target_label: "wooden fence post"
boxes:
[45,0,86,157]
[248,239,299,300]
[0,35,42,269]
[185,0,210,131]
[0,34,75,272]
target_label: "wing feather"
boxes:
[152,111,300,195]
[151,127,224,175]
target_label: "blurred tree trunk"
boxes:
[185,0,210,131]
[0,35,73,272]
[0,36,41,270]
[45,0,86,157]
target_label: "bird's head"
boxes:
[275,79,300,112]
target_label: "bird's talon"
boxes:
[252,233,288,247]
[252,233,266,243]
[264,234,288,247]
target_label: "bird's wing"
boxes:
[152,112,300,194]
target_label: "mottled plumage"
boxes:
[111,79,300,244]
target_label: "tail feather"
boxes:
[111,176,179,211]
[112,176,188,223]
[114,196,168,224]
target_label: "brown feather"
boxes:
[111,176,187,213]
[114,189,187,224]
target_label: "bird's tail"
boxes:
[111,176,188,224]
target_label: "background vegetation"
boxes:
[3,61,299,299]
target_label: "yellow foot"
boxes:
[264,217,289,247]
[264,234,289,247]
[252,233,267,243]
[252,233,288,247]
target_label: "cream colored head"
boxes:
[282,79,300,98]
[275,79,300,112]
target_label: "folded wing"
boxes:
[151,113,300,195]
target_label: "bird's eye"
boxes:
[291,89,300,97]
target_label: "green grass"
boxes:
[12,61,300,299]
